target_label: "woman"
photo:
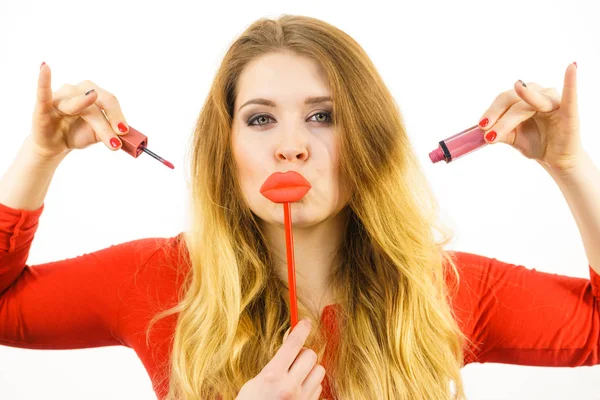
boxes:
[1,14,598,400]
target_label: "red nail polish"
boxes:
[479,118,489,128]
[485,131,496,142]
[110,137,121,148]
[40,62,46,69]
[118,122,128,133]
[573,62,577,68]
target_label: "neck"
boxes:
[262,206,348,314]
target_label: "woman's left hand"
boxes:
[477,62,583,173]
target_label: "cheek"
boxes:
[324,136,341,179]
[329,138,349,199]
[331,136,341,168]
[232,137,263,192]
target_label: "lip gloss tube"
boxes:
[429,124,488,164]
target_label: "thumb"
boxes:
[35,62,54,115]
[560,62,578,119]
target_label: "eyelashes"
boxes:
[246,111,333,127]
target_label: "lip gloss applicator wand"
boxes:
[117,125,175,169]
[259,171,312,329]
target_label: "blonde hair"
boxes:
[147,14,475,399]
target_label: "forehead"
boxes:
[234,52,330,108]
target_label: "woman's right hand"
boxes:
[236,319,326,400]
[28,63,130,160]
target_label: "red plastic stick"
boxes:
[283,201,299,328]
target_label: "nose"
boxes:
[276,146,308,162]
[275,139,308,162]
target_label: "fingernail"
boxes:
[573,61,577,68]
[485,130,497,142]
[40,62,46,69]
[479,117,489,128]
[518,79,527,87]
[110,137,121,148]
[117,122,128,133]
[85,89,95,96]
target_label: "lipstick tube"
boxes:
[429,124,488,164]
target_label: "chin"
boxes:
[259,202,321,227]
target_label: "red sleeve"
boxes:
[0,201,173,350]
[449,250,600,367]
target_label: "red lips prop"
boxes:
[259,171,312,329]
[259,171,311,203]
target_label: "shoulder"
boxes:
[441,249,504,310]
[115,232,191,317]
[443,249,527,284]
[126,232,191,283]
[101,232,189,269]
[443,249,506,282]
[440,250,505,348]
[441,249,533,315]
[102,232,190,299]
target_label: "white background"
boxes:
[1,0,599,399]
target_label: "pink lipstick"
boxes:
[118,126,174,169]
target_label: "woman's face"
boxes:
[231,51,351,227]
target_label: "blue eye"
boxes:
[247,111,333,127]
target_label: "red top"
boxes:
[1,201,600,399]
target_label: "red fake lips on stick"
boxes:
[259,171,311,329]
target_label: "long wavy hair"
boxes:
[146,14,475,399]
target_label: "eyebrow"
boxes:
[238,96,333,112]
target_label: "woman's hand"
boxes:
[236,319,326,400]
[477,62,583,173]
[29,63,130,160]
